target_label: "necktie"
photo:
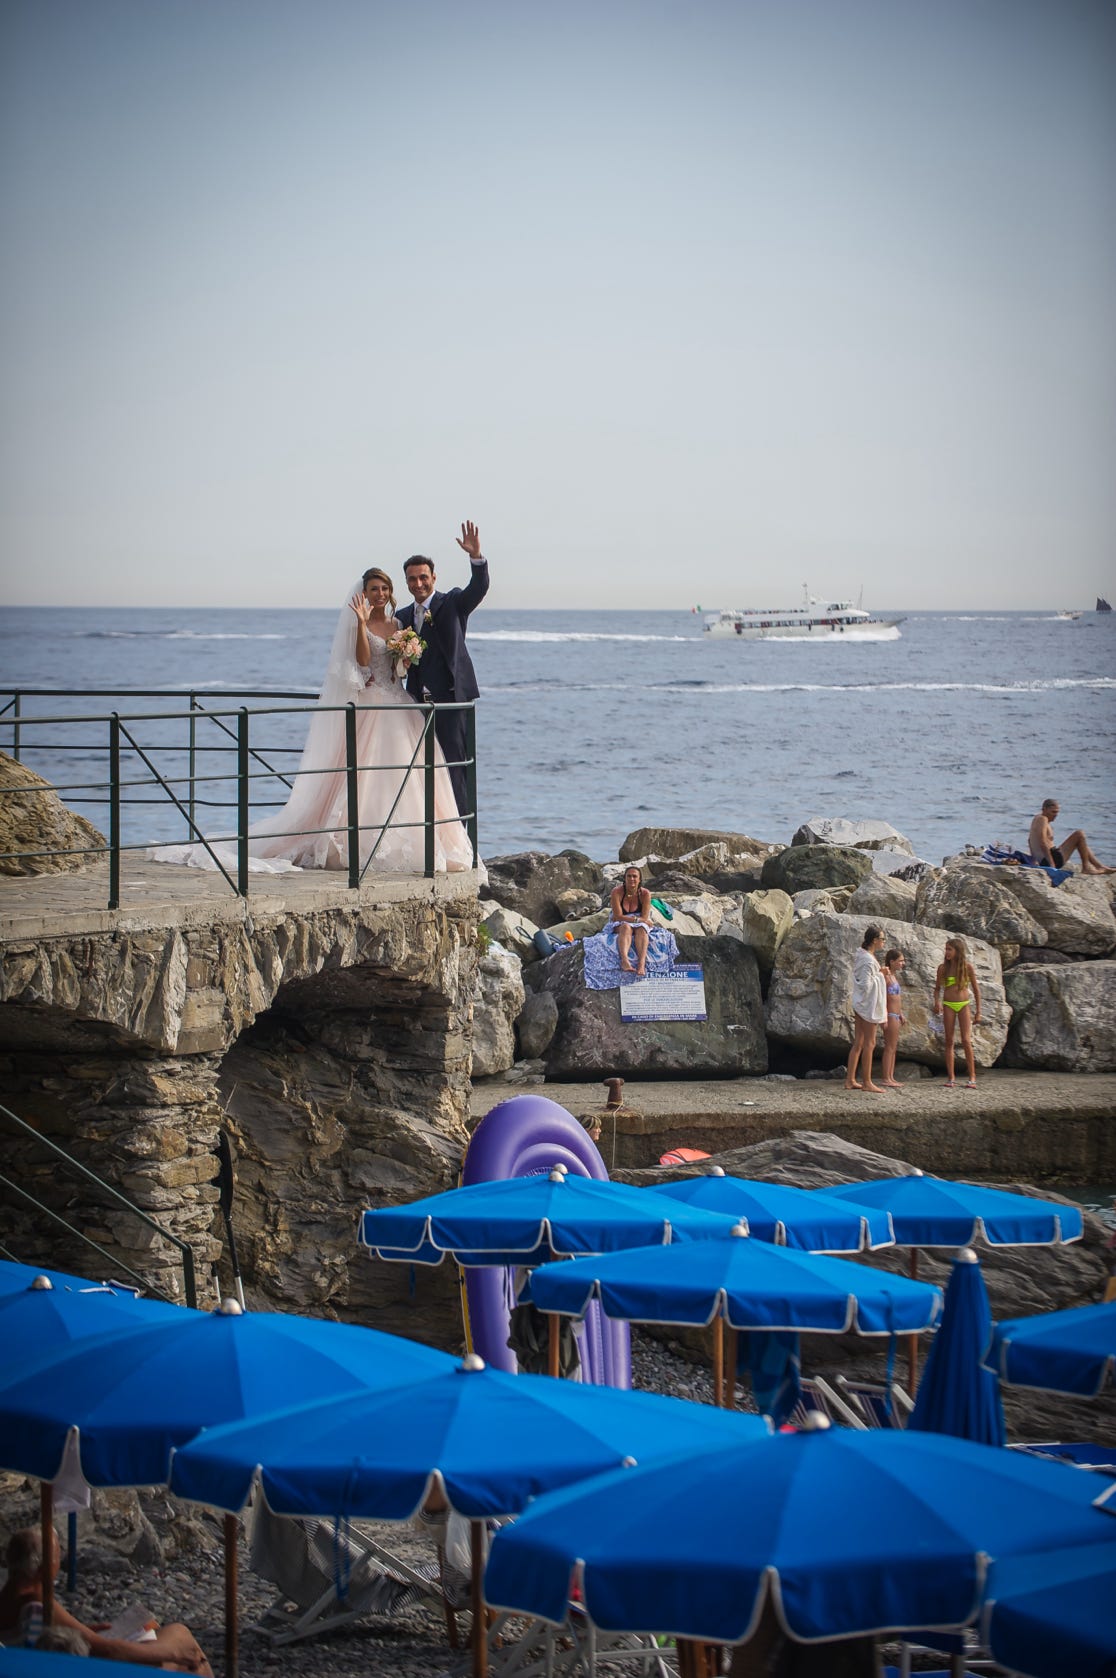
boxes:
[414,603,425,635]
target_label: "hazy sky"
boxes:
[2,0,1114,610]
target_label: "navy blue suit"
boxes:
[397,557,489,814]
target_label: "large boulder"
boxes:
[761,844,873,896]
[914,864,1047,953]
[484,850,608,928]
[0,752,106,876]
[669,894,733,935]
[470,944,525,1077]
[480,902,541,964]
[619,827,777,864]
[1002,961,1116,1072]
[847,872,918,923]
[515,989,559,1061]
[726,889,793,976]
[766,912,1009,1067]
[991,869,1116,957]
[539,934,767,1079]
[791,817,915,855]
[792,886,856,917]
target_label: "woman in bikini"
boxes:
[609,865,653,976]
[879,948,906,1089]
[932,936,982,1088]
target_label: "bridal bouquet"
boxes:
[387,627,426,682]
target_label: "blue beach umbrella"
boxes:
[484,1422,1116,1645]
[524,1227,941,1417]
[651,1169,894,1251]
[819,1173,1084,1248]
[984,1300,1116,1397]
[0,1273,186,1368]
[172,1354,769,1678]
[171,1354,770,1518]
[0,1299,455,1487]
[908,1249,1005,1445]
[359,1167,738,1266]
[0,1258,142,1297]
[524,1226,941,1336]
[0,1302,455,1678]
[980,1539,1116,1678]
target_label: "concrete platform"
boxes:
[471,1069,1116,1185]
[0,856,482,940]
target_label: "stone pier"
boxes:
[0,858,480,1345]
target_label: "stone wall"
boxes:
[0,894,478,1344]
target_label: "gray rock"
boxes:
[670,894,731,935]
[728,889,794,976]
[761,843,874,895]
[1003,961,1116,1072]
[540,934,768,1079]
[766,912,1009,1067]
[480,902,541,963]
[0,751,106,875]
[470,944,525,1077]
[791,816,916,855]
[914,864,1047,951]
[515,988,559,1060]
[992,868,1116,957]
[847,872,918,923]
[868,846,929,876]
[792,886,856,917]
[619,826,778,864]
[553,888,602,920]
[485,850,608,927]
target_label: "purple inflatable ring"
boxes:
[462,1094,632,1388]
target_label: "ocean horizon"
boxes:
[2,604,1114,867]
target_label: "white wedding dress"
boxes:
[151,602,475,877]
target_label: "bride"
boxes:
[153,568,475,875]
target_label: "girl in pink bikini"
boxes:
[879,948,906,1089]
[932,936,982,1089]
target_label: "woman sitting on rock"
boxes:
[609,865,653,977]
[933,936,982,1089]
[845,925,887,1093]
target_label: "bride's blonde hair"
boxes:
[361,567,396,610]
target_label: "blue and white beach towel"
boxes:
[583,925,680,991]
[981,845,1071,885]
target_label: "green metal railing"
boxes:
[0,1101,199,1307]
[0,687,479,907]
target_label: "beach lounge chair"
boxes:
[246,1498,458,1646]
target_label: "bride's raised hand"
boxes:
[349,592,372,624]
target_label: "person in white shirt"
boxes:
[845,925,887,1093]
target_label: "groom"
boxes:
[396,520,489,816]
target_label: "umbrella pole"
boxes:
[223,1512,238,1678]
[548,1313,561,1379]
[711,1317,724,1408]
[40,1480,54,1628]
[907,1249,921,1394]
[470,1518,488,1678]
[725,1328,738,1409]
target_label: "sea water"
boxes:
[1,605,1114,865]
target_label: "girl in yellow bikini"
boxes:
[932,936,982,1089]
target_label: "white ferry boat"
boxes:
[702,588,904,641]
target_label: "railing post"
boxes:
[188,695,198,840]
[465,704,478,868]
[237,709,249,897]
[345,702,359,889]
[109,713,121,910]
[12,691,21,762]
[424,709,436,878]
